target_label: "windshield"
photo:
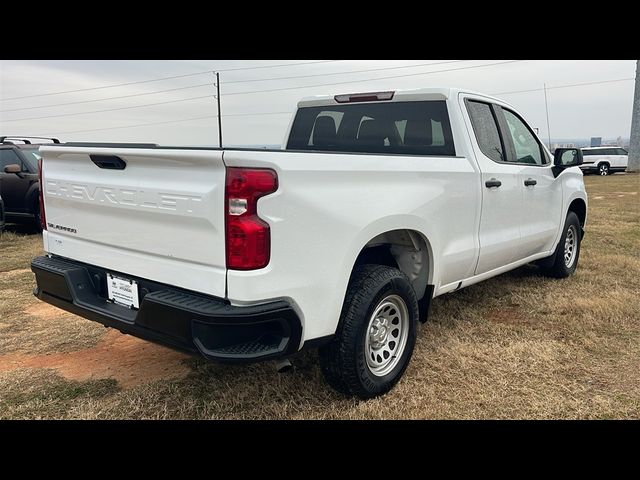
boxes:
[20,147,42,170]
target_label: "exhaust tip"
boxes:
[275,358,293,373]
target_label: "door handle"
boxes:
[90,154,127,170]
[524,178,537,186]
[485,178,502,188]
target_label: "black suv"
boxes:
[0,182,5,233]
[0,136,60,230]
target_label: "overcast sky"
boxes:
[0,60,636,146]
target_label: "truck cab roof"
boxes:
[297,87,512,108]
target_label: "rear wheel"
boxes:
[541,211,581,278]
[598,163,610,176]
[319,264,419,399]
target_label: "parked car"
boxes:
[0,136,60,230]
[579,146,628,176]
[30,88,587,398]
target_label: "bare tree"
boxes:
[628,60,640,173]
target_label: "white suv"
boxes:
[580,147,628,176]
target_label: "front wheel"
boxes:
[319,264,419,399]
[541,211,582,278]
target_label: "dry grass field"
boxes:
[0,174,638,419]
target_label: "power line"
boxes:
[0,82,214,113]
[223,60,470,84]
[220,60,524,97]
[36,111,292,135]
[216,60,339,72]
[23,73,638,137]
[0,61,522,123]
[492,77,635,96]
[0,61,469,114]
[1,94,214,123]
[0,71,213,102]
[0,60,342,102]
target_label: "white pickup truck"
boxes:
[31,87,587,398]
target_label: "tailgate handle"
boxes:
[90,155,127,170]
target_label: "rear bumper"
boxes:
[31,255,302,363]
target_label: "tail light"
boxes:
[38,157,47,230]
[334,91,395,103]
[225,167,278,270]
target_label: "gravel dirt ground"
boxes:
[0,174,638,419]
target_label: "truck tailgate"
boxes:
[39,146,227,298]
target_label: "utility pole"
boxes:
[628,60,640,173]
[543,83,552,149]
[214,72,222,148]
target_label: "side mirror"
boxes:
[3,164,22,174]
[553,148,583,168]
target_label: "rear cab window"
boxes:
[286,101,456,156]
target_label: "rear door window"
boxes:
[287,101,455,156]
[465,100,505,163]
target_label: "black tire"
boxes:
[541,211,582,278]
[598,163,610,176]
[319,264,419,399]
[33,201,43,233]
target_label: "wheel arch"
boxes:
[26,181,40,214]
[567,197,587,236]
[350,225,436,322]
